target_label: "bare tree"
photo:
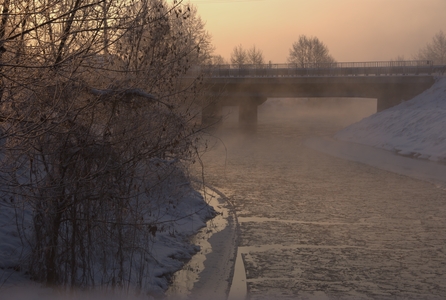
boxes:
[287,35,335,67]
[247,45,264,65]
[0,0,211,292]
[388,55,409,67]
[391,55,406,61]
[414,30,446,64]
[230,44,247,66]
[209,54,227,65]
[170,3,215,65]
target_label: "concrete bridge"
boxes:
[198,60,443,125]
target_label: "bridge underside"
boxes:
[202,97,266,127]
[202,76,435,125]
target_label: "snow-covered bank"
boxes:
[166,186,238,300]
[0,165,217,299]
[335,76,446,162]
[306,76,446,186]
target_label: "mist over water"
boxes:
[222,97,376,132]
[197,98,446,299]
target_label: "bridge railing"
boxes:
[194,60,436,78]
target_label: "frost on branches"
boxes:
[0,0,215,295]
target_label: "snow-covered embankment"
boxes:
[336,77,446,162]
[306,76,446,185]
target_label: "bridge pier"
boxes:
[239,102,258,125]
[377,96,402,112]
[239,97,267,126]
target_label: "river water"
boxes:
[194,98,446,300]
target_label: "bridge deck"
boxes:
[196,60,445,78]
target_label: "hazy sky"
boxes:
[187,0,446,63]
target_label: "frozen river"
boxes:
[197,99,446,300]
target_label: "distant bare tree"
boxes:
[287,35,335,67]
[389,55,407,66]
[230,44,247,66]
[391,55,406,61]
[210,54,227,65]
[247,45,264,65]
[414,30,446,64]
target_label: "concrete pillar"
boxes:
[239,102,258,125]
[201,104,222,126]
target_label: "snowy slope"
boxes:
[335,76,446,162]
[0,163,216,299]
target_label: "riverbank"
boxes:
[334,76,446,163]
[166,185,239,300]
[0,167,217,299]
[306,76,446,186]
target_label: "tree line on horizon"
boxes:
[220,35,335,67]
[210,30,446,67]
[413,30,446,65]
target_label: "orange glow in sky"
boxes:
[186,0,446,63]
